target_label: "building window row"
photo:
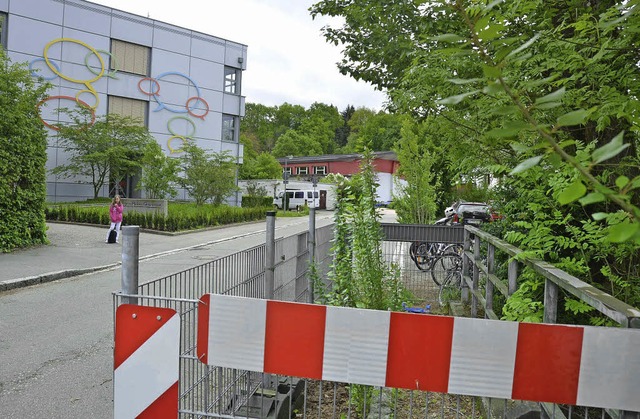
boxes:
[288,166,327,175]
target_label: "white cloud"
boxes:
[89,0,387,111]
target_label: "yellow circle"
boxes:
[167,136,188,154]
[43,38,105,84]
[76,89,100,110]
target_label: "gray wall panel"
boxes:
[189,57,223,91]
[111,14,153,46]
[63,3,110,36]
[7,15,63,57]
[9,0,63,25]
[153,23,190,53]
[150,49,190,78]
[190,37,225,63]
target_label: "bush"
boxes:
[45,202,272,232]
[241,195,273,208]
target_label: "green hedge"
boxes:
[45,203,272,232]
[242,195,273,208]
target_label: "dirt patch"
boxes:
[296,381,481,418]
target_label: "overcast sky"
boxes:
[89,0,388,112]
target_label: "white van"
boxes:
[273,190,319,210]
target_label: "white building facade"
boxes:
[0,0,246,203]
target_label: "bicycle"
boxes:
[431,252,464,306]
[409,241,463,284]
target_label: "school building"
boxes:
[0,0,246,203]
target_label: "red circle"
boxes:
[186,96,209,119]
[36,95,96,131]
[138,77,160,96]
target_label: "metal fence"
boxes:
[113,218,639,418]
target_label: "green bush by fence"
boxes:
[45,203,271,232]
[241,195,273,208]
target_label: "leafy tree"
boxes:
[272,130,322,158]
[180,143,238,205]
[393,121,439,224]
[0,49,50,252]
[311,0,640,239]
[335,105,355,147]
[137,142,180,199]
[239,152,282,180]
[241,103,277,152]
[53,111,155,198]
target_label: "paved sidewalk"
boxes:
[0,221,268,292]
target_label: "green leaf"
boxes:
[592,131,629,164]
[558,181,587,204]
[483,81,505,95]
[431,34,466,43]
[436,90,479,105]
[487,120,530,138]
[534,101,563,110]
[579,192,605,206]
[556,109,589,127]
[535,87,565,104]
[482,64,502,79]
[506,33,540,58]
[607,221,640,243]
[484,0,506,12]
[615,175,630,189]
[447,78,483,85]
[510,142,531,153]
[591,212,609,221]
[510,155,543,174]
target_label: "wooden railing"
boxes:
[462,225,640,328]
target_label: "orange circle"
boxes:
[36,95,96,131]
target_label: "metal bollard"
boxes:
[121,225,140,305]
[308,206,316,304]
[265,211,276,300]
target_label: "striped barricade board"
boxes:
[197,294,640,412]
[114,304,179,419]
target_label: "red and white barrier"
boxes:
[197,294,640,412]
[114,304,179,419]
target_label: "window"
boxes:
[110,39,150,76]
[222,114,237,142]
[0,13,7,49]
[313,166,327,175]
[297,166,308,175]
[224,66,240,94]
[283,167,292,175]
[294,191,304,199]
[108,96,148,126]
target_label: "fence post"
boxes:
[121,226,139,305]
[308,206,316,304]
[265,211,276,300]
[543,279,559,323]
[508,259,518,295]
[470,233,480,318]
[461,229,471,303]
[485,243,495,319]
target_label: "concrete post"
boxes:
[308,206,316,304]
[121,226,139,305]
[265,211,276,300]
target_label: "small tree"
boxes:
[137,142,179,199]
[180,143,239,205]
[393,122,439,224]
[53,110,155,198]
[0,49,50,252]
[239,152,282,180]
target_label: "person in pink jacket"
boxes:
[105,195,124,243]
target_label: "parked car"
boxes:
[444,201,492,225]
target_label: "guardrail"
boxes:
[462,225,640,328]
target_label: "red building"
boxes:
[276,151,401,204]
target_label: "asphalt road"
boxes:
[0,211,339,419]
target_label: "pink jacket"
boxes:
[110,203,123,223]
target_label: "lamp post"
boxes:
[311,174,318,208]
[283,155,292,211]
